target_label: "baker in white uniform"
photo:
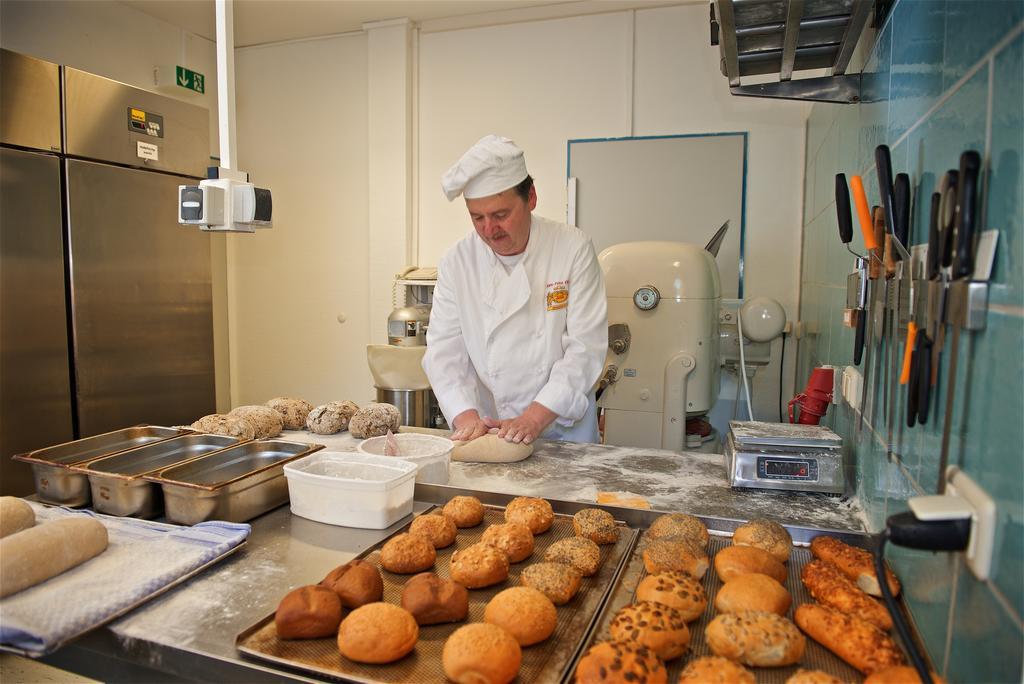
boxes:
[423,135,608,445]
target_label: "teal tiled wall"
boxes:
[797,1,1023,681]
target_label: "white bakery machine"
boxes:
[598,240,787,452]
[366,268,448,429]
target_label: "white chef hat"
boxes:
[440,134,529,202]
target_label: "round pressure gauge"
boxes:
[633,285,661,311]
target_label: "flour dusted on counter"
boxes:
[383,430,402,457]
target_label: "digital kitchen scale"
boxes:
[726,421,845,495]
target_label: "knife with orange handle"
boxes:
[850,175,878,251]
[900,322,917,384]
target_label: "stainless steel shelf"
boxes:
[711,0,876,103]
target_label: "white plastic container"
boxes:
[283,451,416,529]
[357,433,453,485]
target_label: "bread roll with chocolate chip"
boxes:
[635,571,707,622]
[706,610,805,667]
[274,585,342,639]
[677,656,755,684]
[608,601,691,661]
[575,641,668,684]
[714,545,788,584]
[715,572,792,616]
[732,518,792,563]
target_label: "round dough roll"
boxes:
[451,434,533,463]
[1,517,108,598]
[0,497,35,538]
[228,405,284,439]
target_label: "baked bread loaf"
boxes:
[305,400,359,434]
[714,545,788,584]
[443,495,485,527]
[733,519,792,563]
[785,669,847,683]
[608,601,690,660]
[337,602,418,663]
[642,537,708,578]
[715,572,792,616]
[0,497,35,538]
[794,603,905,674]
[400,572,469,625]
[646,512,709,548]
[573,508,619,545]
[505,496,555,534]
[0,517,108,598]
[677,655,755,684]
[544,536,602,577]
[705,610,805,666]
[863,665,947,683]
[635,571,707,622]
[810,536,901,597]
[275,585,342,639]
[265,397,314,430]
[482,522,535,562]
[484,586,558,646]
[450,542,510,588]
[379,533,436,574]
[409,513,458,549]
[520,561,582,605]
[443,623,521,684]
[190,413,255,440]
[320,559,384,608]
[801,559,893,629]
[348,402,401,439]
[228,405,284,438]
[574,641,668,684]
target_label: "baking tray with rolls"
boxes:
[235,501,640,683]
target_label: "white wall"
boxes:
[232,34,372,407]
[417,4,811,421]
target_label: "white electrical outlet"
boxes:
[842,366,863,410]
[945,466,997,580]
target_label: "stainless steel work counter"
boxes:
[36,438,867,682]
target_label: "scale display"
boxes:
[757,456,818,481]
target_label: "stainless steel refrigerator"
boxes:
[1,49,215,495]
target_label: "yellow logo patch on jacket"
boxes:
[546,281,569,311]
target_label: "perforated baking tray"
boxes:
[236,504,639,683]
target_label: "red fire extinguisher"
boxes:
[789,367,834,425]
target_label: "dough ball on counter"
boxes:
[0,497,35,538]
[575,641,668,684]
[443,623,521,684]
[482,522,534,563]
[400,572,469,625]
[484,586,557,646]
[678,656,754,684]
[642,538,708,579]
[265,397,314,430]
[544,536,601,577]
[733,518,792,563]
[337,602,418,664]
[714,545,788,584]
[409,512,457,549]
[274,585,342,639]
[306,400,359,435]
[190,414,255,440]
[443,495,485,528]
[715,572,792,616]
[379,533,436,574]
[520,562,582,605]
[572,508,619,545]
[451,434,533,463]
[320,559,383,608]
[504,496,554,534]
[646,512,709,548]
[348,402,401,439]
[450,542,510,589]
[228,405,284,439]
[635,571,707,622]
[706,610,805,667]
[609,601,691,661]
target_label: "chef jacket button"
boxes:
[536,329,543,337]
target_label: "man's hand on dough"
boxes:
[450,410,491,442]
[491,402,557,444]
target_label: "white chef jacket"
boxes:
[423,215,608,442]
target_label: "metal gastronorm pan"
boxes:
[144,439,324,525]
[70,434,245,518]
[12,425,192,506]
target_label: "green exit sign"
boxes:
[176,66,205,94]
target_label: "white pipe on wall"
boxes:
[216,0,237,170]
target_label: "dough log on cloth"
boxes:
[451,434,533,463]
[0,517,108,598]
[0,497,35,538]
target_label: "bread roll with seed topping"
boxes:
[635,571,707,622]
[544,536,601,576]
[714,545,788,584]
[608,601,691,660]
[678,656,755,683]
[409,513,457,549]
[706,610,805,667]
[810,536,901,597]
[443,496,485,528]
[505,496,554,534]
[643,537,708,578]
[646,512,709,548]
[801,559,893,629]
[732,518,792,563]
[575,641,668,684]
[482,521,534,562]
[794,603,905,674]
[379,533,436,574]
[450,542,509,588]
[573,508,619,545]
[520,562,582,605]
[786,669,846,684]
